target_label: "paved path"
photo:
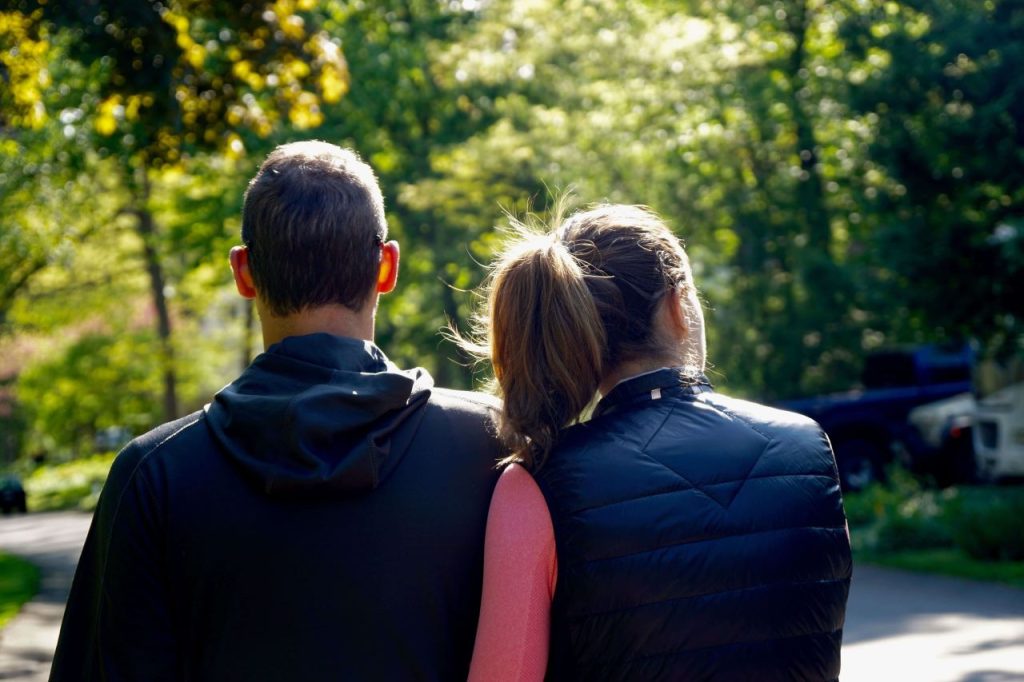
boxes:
[1,511,1022,680]
[0,512,91,682]
[844,565,1024,681]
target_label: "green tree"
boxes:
[841,0,1024,351]
[680,0,870,397]
[403,0,881,397]
[5,0,348,420]
[16,332,164,459]
[308,0,503,387]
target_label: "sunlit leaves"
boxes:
[842,0,1024,345]
[405,0,920,397]
[17,331,164,458]
[1,0,1020,458]
[0,10,49,129]
[13,0,350,164]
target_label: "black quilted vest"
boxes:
[532,369,852,681]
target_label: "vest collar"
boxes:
[593,367,712,419]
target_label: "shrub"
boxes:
[24,453,116,512]
[843,482,900,527]
[873,496,954,552]
[946,487,1024,561]
[845,468,968,554]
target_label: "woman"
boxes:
[468,205,851,681]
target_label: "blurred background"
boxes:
[0,0,1021,576]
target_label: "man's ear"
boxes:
[377,240,400,294]
[229,246,258,299]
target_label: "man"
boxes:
[50,141,503,681]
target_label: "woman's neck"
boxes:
[598,355,684,397]
[597,290,707,397]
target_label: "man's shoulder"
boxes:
[94,410,207,521]
[416,387,502,455]
[113,410,207,473]
[426,386,500,416]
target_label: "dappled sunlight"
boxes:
[844,612,1024,681]
[844,566,1024,680]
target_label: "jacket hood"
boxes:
[205,333,433,495]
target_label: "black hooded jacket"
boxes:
[50,334,502,682]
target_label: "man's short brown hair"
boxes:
[241,141,387,315]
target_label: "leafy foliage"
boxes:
[2,0,352,424]
[10,0,348,164]
[946,487,1024,561]
[23,453,116,513]
[0,0,1021,463]
[846,471,1024,564]
[841,0,1024,348]
[16,333,164,459]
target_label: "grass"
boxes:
[855,546,1024,590]
[0,551,40,628]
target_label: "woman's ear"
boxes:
[682,287,707,370]
[377,240,400,294]
[229,246,257,299]
[664,288,691,342]
[654,287,706,371]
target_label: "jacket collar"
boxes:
[593,367,712,419]
[206,332,434,496]
[262,333,390,373]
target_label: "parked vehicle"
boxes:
[973,349,1024,481]
[906,393,976,487]
[0,475,27,514]
[778,345,974,491]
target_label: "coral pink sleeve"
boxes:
[467,464,557,682]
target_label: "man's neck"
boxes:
[258,301,376,349]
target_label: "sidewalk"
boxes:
[843,565,1024,681]
[0,512,92,682]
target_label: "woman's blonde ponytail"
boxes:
[488,236,605,469]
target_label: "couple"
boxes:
[51,141,851,681]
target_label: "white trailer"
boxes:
[973,353,1024,480]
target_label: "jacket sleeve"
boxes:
[50,441,178,682]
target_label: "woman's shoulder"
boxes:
[699,392,824,437]
[694,393,837,474]
[497,462,538,490]
[494,463,549,511]
[543,391,830,472]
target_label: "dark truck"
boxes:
[777,345,974,490]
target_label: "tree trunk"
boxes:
[133,186,178,422]
[785,0,831,255]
